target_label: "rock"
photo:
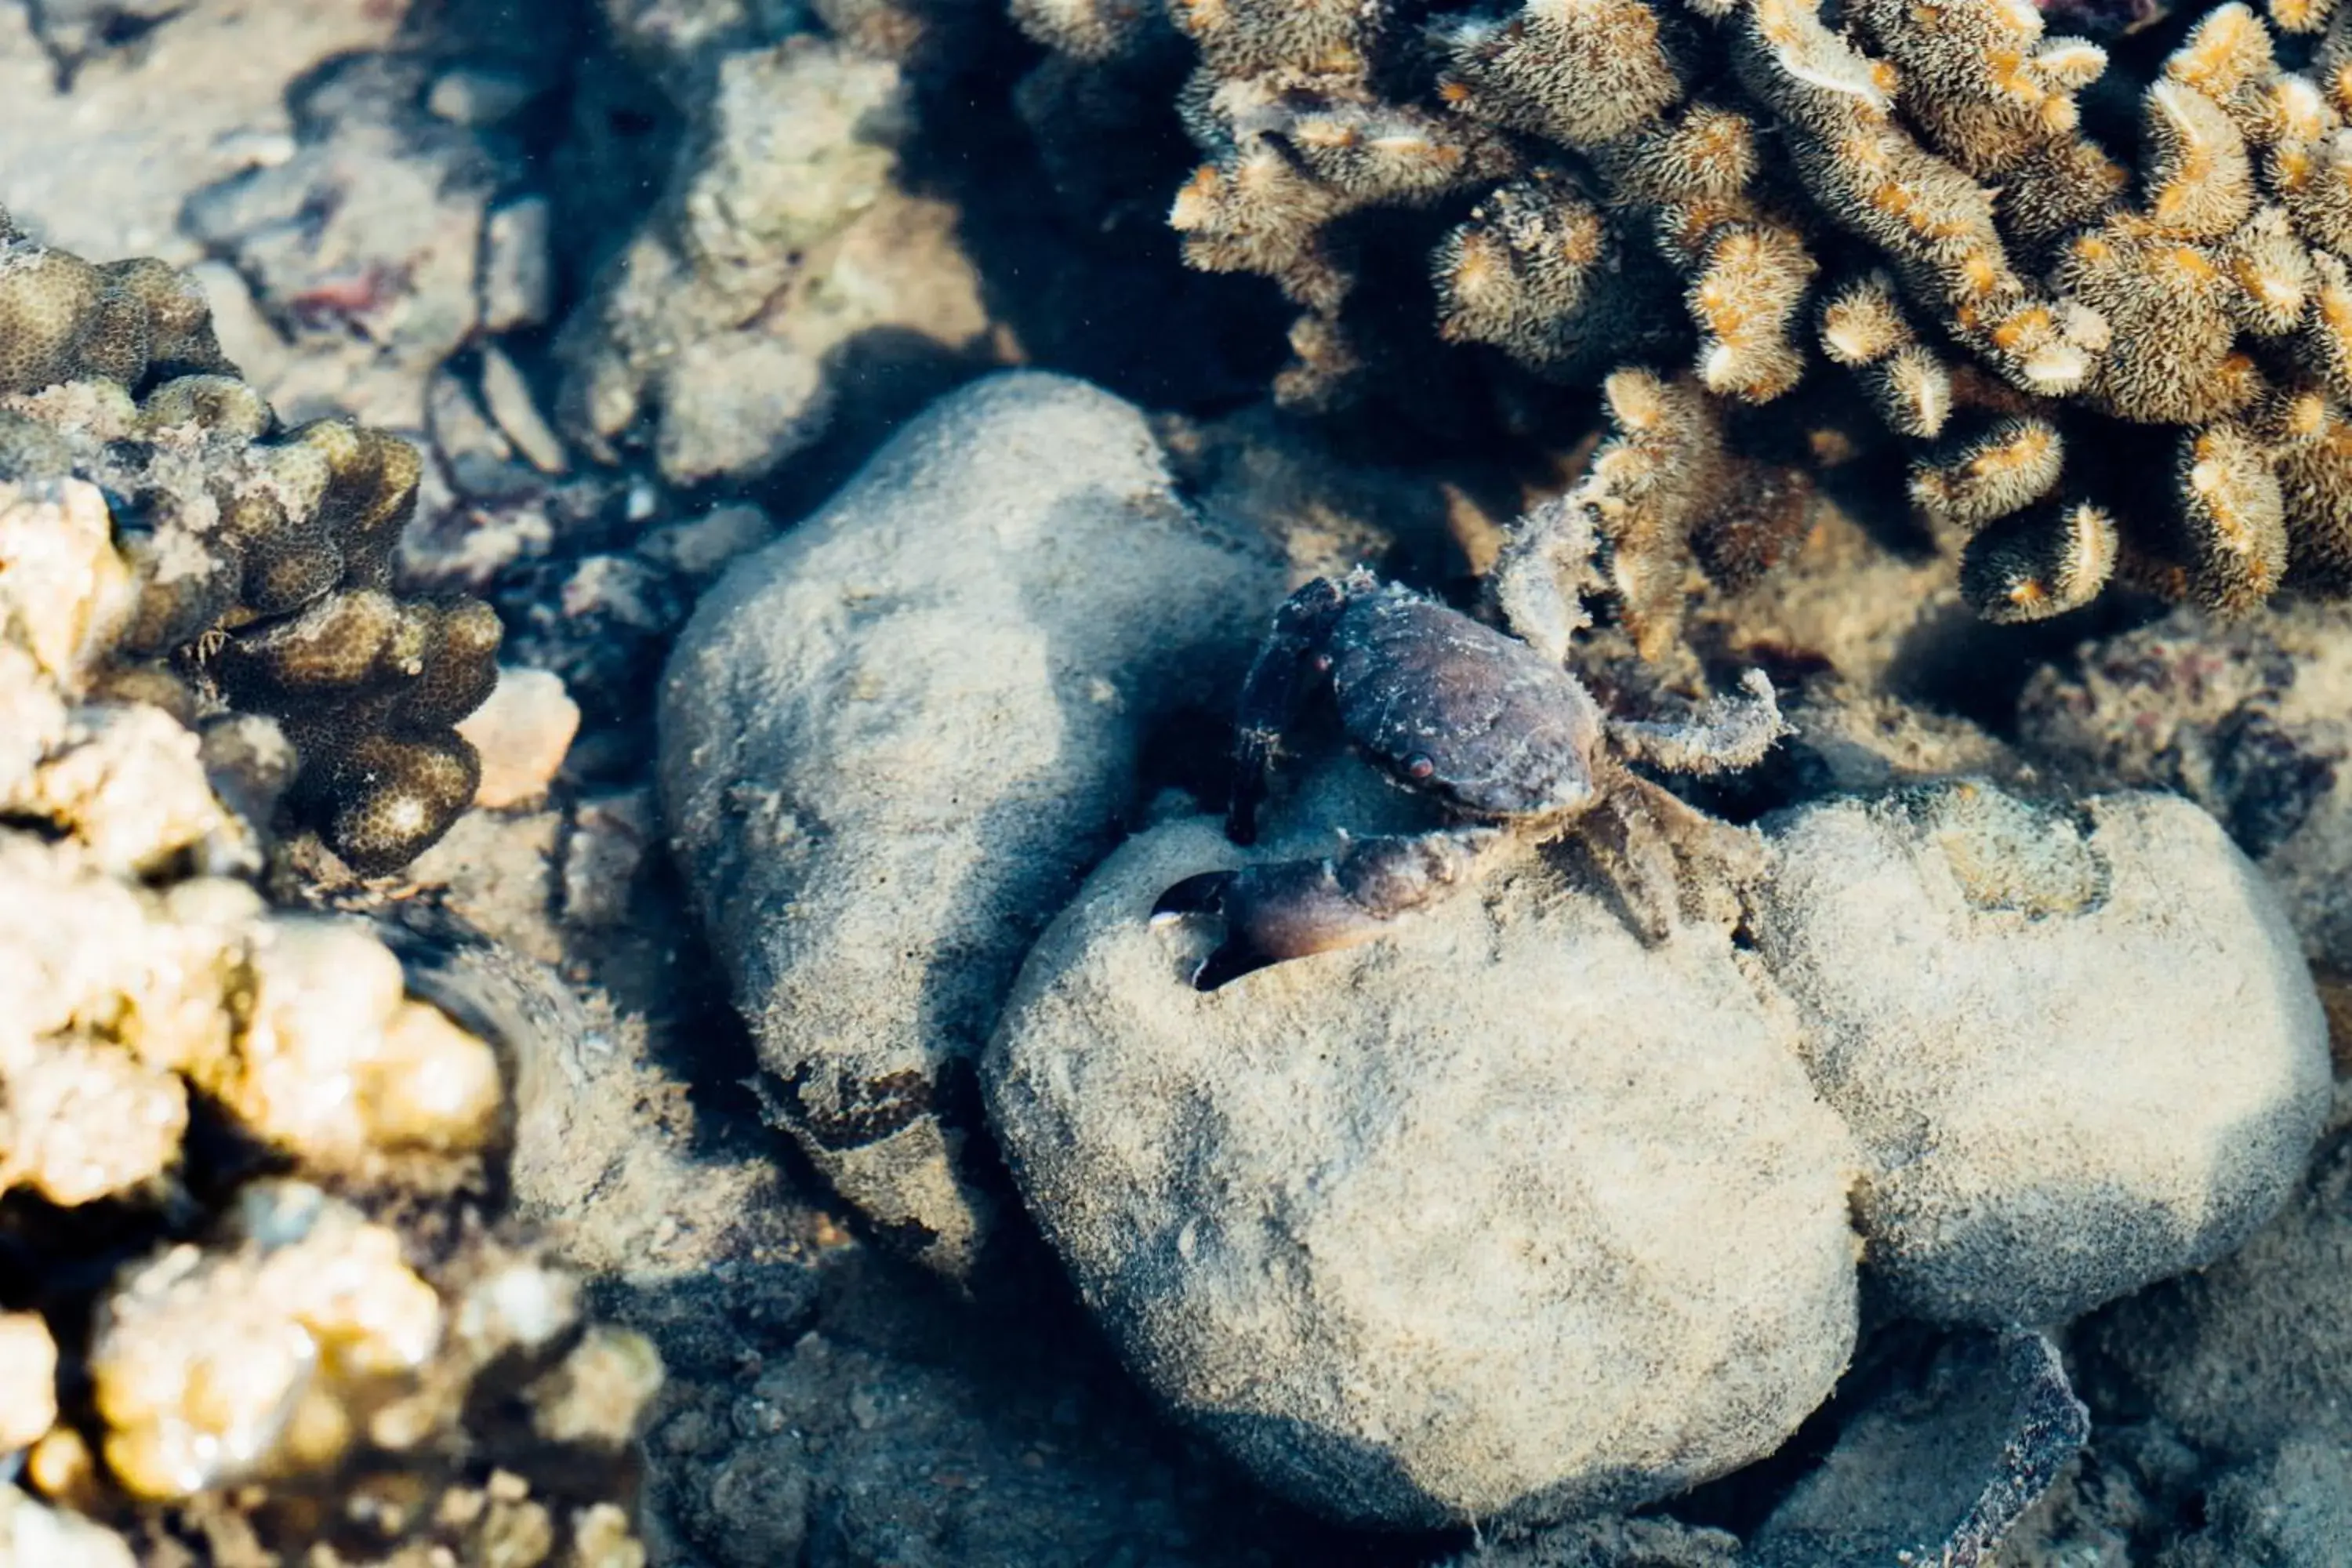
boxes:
[1432,1517,1740,1566]
[180,56,502,429]
[554,36,902,478]
[661,372,1284,1276]
[1748,1329,2088,1567]
[523,1324,666,1448]
[649,1300,1340,1568]
[457,666,580,809]
[427,365,532,501]
[639,503,777,580]
[1751,779,2330,1326]
[561,786,659,929]
[0,1313,57,1452]
[2020,604,2352,1105]
[982,808,1860,1529]
[0,0,399,269]
[2080,1128,2352,1461]
[480,195,555,334]
[426,65,541,127]
[597,0,800,91]
[0,1485,134,1568]
[507,552,687,727]
[554,35,997,485]
[185,261,290,390]
[479,343,568,476]
[20,0,187,79]
[2154,1440,2352,1567]
[370,894,817,1383]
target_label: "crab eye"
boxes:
[1312,653,1334,673]
[1404,753,1436,782]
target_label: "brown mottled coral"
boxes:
[0,206,496,871]
[1022,0,2352,643]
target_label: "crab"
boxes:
[1152,498,1791,989]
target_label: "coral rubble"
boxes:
[1021,0,2352,634]
[0,206,499,873]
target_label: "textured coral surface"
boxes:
[1023,0,2352,641]
[0,209,499,872]
[0,474,656,1563]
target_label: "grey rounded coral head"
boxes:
[0,208,498,873]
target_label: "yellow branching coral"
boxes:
[1515,368,1809,657]
[1018,0,2352,634]
[1434,170,1680,377]
[1434,0,1690,148]
[1163,5,1519,403]
[1820,272,1955,437]
[1962,499,2122,621]
[1911,416,2067,530]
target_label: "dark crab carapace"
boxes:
[1221,572,1607,840]
[1155,524,1788,989]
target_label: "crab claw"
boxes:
[1150,871,1235,924]
[1149,828,1503,992]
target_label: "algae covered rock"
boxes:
[1430,1518,1741,1568]
[660,370,1284,1276]
[982,811,1860,1529]
[1751,779,2330,1326]
[2152,1439,2352,1568]
[557,32,991,485]
[1747,1329,2089,1568]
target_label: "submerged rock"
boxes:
[1748,1329,2089,1567]
[2153,1439,2352,1567]
[660,370,1283,1276]
[983,808,1860,1529]
[556,34,994,485]
[1433,1516,1741,1566]
[2082,1128,2352,1463]
[2021,603,2352,1078]
[1751,780,2330,1326]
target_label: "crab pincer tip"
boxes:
[1189,942,1279,993]
[1150,871,1276,990]
[1150,870,1233,925]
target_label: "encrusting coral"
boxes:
[0,203,498,873]
[1016,0,2352,640]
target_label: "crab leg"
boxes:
[1487,495,1603,666]
[1226,575,1354,845]
[1580,767,1771,942]
[1606,669,1789,775]
[1152,826,1504,990]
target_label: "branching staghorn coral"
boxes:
[0,206,497,871]
[1018,0,2352,641]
